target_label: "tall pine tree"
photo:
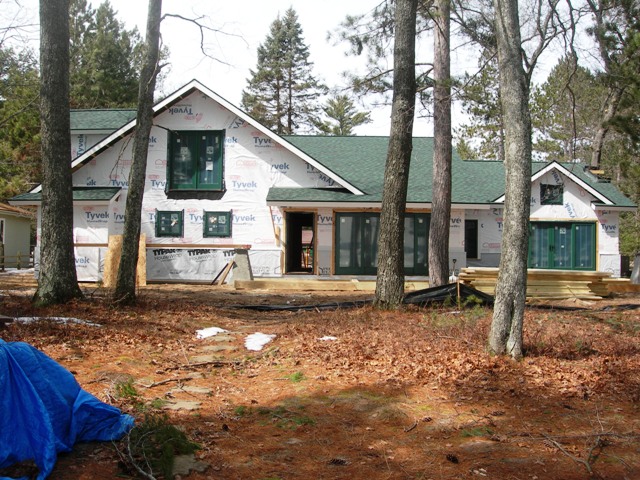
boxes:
[241,8,326,134]
[69,0,143,108]
[530,56,604,163]
[34,0,84,306]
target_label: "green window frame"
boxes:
[156,210,184,238]
[203,211,232,238]
[528,222,596,270]
[540,183,563,205]
[168,130,224,191]
[334,212,429,275]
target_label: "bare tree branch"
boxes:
[161,13,247,67]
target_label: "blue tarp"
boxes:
[0,339,134,480]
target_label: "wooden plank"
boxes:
[146,243,251,249]
[459,267,613,300]
[234,279,430,292]
[213,260,234,285]
[103,234,147,287]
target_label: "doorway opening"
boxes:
[465,219,479,260]
[285,212,315,274]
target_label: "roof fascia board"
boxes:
[592,204,636,212]
[267,201,494,209]
[71,129,115,134]
[493,162,613,205]
[268,201,383,209]
[0,210,34,218]
[8,200,41,206]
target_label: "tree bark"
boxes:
[488,0,532,359]
[33,0,83,306]
[428,0,452,287]
[373,0,417,309]
[590,86,623,169]
[114,0,162,304]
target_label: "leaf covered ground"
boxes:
[1,272,639,479]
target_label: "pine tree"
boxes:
[373,0,418,309]
[488,0,532,360]
[0,47,40,201]
[314,94,371,136]
[69,0,143,108]
[454,55,504,161]
[242,8,326,134]
[34,0,84,306]
[530,56,604,163]
[114,0,162,305]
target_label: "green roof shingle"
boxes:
[276,136,635,208]
[11,187,121,203]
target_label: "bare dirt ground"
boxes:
[1,271,639,480]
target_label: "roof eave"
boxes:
[592,203,637,212]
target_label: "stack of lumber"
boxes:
[602,277,640,294]
[459,267,612,300]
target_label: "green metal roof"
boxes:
[70,109,136,131]
[274,136,635,208]
[11,187,121,203]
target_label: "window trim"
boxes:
[167,130,225,192]
[155,210,184,238]
[203,211,232,238]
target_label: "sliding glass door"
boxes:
[335,212,429,275]
[529,222,596,270]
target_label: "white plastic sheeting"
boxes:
[49,91,626,282]
[66,90,343,282]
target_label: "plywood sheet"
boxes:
[103,234,147,287]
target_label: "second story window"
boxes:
[168,131,224,191]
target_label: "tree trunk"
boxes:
[428,0,452,288]
[590,86,623,169]
[373,0,418,309]
[488,0,532,359]
[113,0,162,304]
[33,0,83,306]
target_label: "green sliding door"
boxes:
[529,222,596,270]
